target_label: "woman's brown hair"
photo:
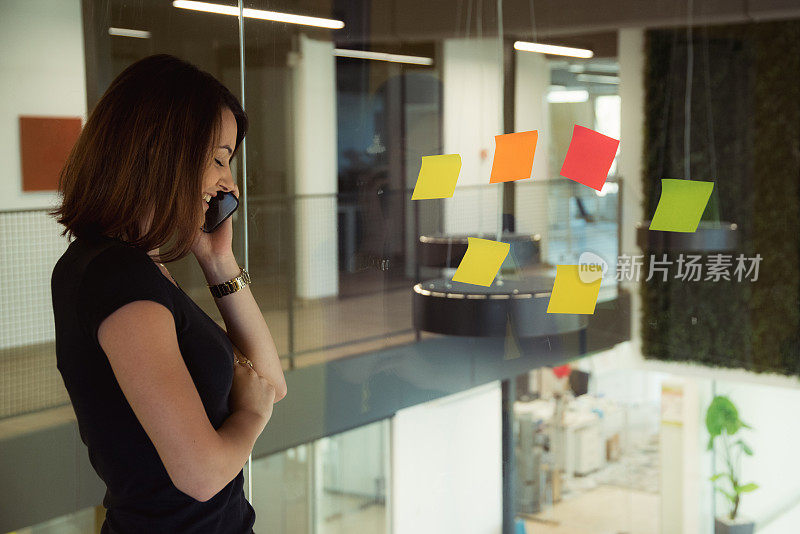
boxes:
[48,54,248,263]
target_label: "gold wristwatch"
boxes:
[208,266,251,298]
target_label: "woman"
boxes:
[49,54,286,533]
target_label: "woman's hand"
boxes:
[190,183,240,264]
[232,343,284,404]
[230,358,276,425]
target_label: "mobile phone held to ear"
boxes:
[202,191,239,233]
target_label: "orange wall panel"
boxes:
[19,116,82,191]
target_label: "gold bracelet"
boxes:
[234,355,254,370]
[208,266,251,298]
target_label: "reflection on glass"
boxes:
[7,1,800,534]
[248,420,389,534]
[316,422,389,534]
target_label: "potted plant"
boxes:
[706,395,758,534]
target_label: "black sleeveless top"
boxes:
[51,233,256,533]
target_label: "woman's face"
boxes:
[201,106,238,211]
[141,107,239,240]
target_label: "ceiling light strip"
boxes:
[333,49,433,65]
[173,1,344,29]
[514,40,593,59]
[108,27,152,38]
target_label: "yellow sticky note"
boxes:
[452,237,510,287]
[546,265,602,314]
[411,154,462,200]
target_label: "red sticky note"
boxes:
[489,130,538,183]
[560,125,619,191]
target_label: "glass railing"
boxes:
[0,178,621,421]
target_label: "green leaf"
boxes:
[706,396,743,438]
[736,483,759,494]
[716,487,737,503]
[711,473,734,484]
[737,440,754,456]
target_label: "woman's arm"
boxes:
[200,255,287,402]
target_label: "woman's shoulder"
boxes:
[81,236,150,269]
[53,235,146,287]
[75,238,163,295]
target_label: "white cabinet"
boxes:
[573,423,605,476]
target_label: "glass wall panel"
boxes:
[6,1,800,534]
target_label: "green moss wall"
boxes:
[641,21,800,375]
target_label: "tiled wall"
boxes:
[0,209,71,418]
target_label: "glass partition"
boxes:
[4,1,800,534]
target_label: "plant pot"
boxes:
[636,221,739,252]
[714,516,754,534]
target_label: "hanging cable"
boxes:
[684,0,694,180]
[476,0,486,237]
[702,25,720,221]
[496,0,505,244]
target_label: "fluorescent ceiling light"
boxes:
[547,89,589,103]
[568,63,618,74]
[173,1,345,29]
[576,74,620,84]
[514,40,593,59]
[108,27,151,39]
[333,49,433,65]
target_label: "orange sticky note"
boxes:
[452,238,510,287]
[489,130,538,183]
[560,125,619,191]
[546,265,602,314]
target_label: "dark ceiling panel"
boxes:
[106,0,800,50]
[366,0,799,42]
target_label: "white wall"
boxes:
[0,0,84,350]
[291,33,339,299]
[442,38,503,236]
[708,380,800,534]
[655,374,800,534]
[0,0,86,212]
[320,422,385,497]
[514,51,550,258]
[659,377,710,534]
[618,28,646,345]
[392,381,502,534]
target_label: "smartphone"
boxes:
[202,191,239,233]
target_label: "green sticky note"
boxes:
[649,179,715,233]
[452,237,510,287]
[411,154,462,200]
